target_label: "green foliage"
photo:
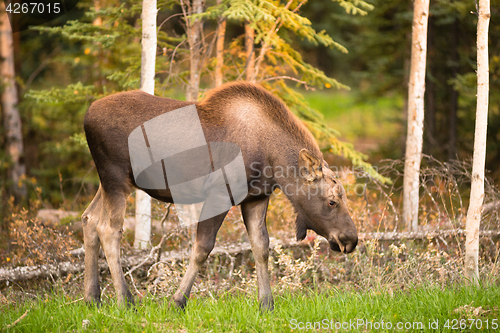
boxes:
[223,0,276,22]
[334,0,374,16]
[19,0,388,206]
[10,0,500,205]
[26,82,96,104]
[69,132,89,148]
[305,91,404,144]
[34,20,120,48]
[210,0,383,180]
[264,81,390,183]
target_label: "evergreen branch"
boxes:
[25,83,96,104]
[250,0,298,82]
[33,21,120,48]
[333,0,374,16]
[223,0,276,22]
[193,0,229,20]
[267,39,349,89]
[251,0,350,81]
[259,76,312,89]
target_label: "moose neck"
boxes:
[266,126,323,206]
[195,82,323,204]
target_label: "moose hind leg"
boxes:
[173,211,227,309]
[82,185,103,305]
[97,189,133,306]
[241,197,274,311]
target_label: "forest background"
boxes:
[2,2,500,330]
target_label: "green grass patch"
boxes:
[304,90,404,145]
[2,283,499,332]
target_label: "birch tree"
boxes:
[134,0,157,249]
[464,0,490,284]
[402,0,430,232]
[1,3,27,201]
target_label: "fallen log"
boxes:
[2,229,500,282]
[359,229,500,241]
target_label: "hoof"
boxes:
[259,295,274,312]
[84,283,101,306]
[173,293,188,310]
[119,291,135,307]
[85,297,102,308]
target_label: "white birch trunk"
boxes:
[1,4,26,200]
[134,0,157,250]
[464,0,490,284]
[402,0,429,232]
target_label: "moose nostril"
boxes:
[340,233,358,253]
[345,239,358,253]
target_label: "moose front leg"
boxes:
[173,211,227,309]
[241,197,273,311]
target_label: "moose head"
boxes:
[293,149,358,253]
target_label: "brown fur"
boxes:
[198,82,320,157]
[82,81,357,311]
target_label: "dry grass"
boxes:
[2,195,80,267]
[1,157,500,305]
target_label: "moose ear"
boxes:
[298,148,323,182]
[295,214,308,241]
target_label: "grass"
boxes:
[1,283,500,332]
[303,90,404,151]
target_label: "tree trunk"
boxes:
[464,0,490,284]
[1,4,26,202]
[185,0,203,101]
[181,0,204,240]
[92,0,106,90]
[135,0,157,249]
[93,0,102,26]
[402,29,411,123]
[215,0,226,87]
[245,23,255,81]
[402,0,429,232]
[448,18,459,160]
[424,18,435,155]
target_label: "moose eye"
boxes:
[328,200,337,208]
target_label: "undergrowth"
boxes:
[1,157,500,332]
